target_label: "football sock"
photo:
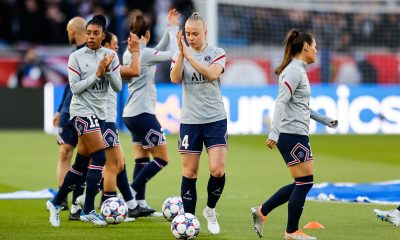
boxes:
[117,165,134,201]
[72,169,87,205]
[103,191,117,201]
[131,158,168,196]
[133,158,150,200]
[137,200,148,207]
[83,149,106,213]
[181,176,197,214]
[261,183,295,216]
[53,154,90,205]
[287,175,314,233]
[207,174,226,208]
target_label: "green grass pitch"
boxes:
[0,131,399,239]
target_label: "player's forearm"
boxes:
[121,52,140,78]
[106,71,122,92]
[268,100,286,142]
[170,54,184,83]
[186,56,220,81]
[310,109,336,127]
[69,74,98,94]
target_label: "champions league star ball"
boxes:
[162,196,185,221]
[171,213,200,239]
[100,197,128,224]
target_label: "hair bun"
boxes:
[92,15,106,26]
[292,29,299,37]
[191,12,200,17]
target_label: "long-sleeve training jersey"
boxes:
[122,25,179,118]
[269,58,335,142]
[68,46,122,120]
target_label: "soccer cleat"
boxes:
[203,207,220,234]
[128,205,155,218]
[284,230,317,240]
[124,216,136,222]
[80,210,107,226]
[75,194,85,208]
[250,207,266,238]
[151,211,164,217]
[374,208,400,226]
[68,209,82,221]
[46,200,63,227]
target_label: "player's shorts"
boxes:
[102,122,120,149]
[123,113,166,149]
[276,133,314,167]
[57,112,78,147]
[178,119,228,154]
[72,115,105,136]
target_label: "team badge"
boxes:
[204,55,211,61]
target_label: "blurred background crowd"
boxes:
[1,0,400,88]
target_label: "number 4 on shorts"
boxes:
[181,135,189,149]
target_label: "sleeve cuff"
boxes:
[268,131,279,142]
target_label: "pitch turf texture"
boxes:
[0,131,399,240]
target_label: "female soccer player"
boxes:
[46,15,122,227]
[250,29,338,239]
[98,30,154,218]
[170,12,227,235]
[122,9,179,215]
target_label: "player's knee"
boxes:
[210,169,225,178]
[183,169,198,179]
[71,155,90,173]
[59,144,74,160]
[150,146,169,162]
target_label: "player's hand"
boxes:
[328,120,338,128]
[177,31,183,52]
[181,37,190,59]
[128,32,140,53]
[53,112,60,127]
[266,139,276,149]
[97,53,108,77]
[105,53,115,72]
[167,8,180,26]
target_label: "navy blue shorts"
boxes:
[178,119,228,154]
[123,113,166,149]
[102,122,120,149]
[276,133,314,167]
[57,112,78,147]
[72,115,105,136]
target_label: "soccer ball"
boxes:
[100,197,128,224]
[162,196,185,221]
[171,213,200,239]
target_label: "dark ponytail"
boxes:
[275,29,314,75]
[131,15,150,38]
[102,31,113,46]
[87,14,106,32]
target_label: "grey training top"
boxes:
[171,45,227,124]
[122,25,179,118]
[68,46,122,120]
[268,58,335,142]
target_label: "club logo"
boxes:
[204,55,211,61]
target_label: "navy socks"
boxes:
[207,174,226,208]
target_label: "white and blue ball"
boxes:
[171,213,200,239]
[162,196,185,221]
[100,197,128,224]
